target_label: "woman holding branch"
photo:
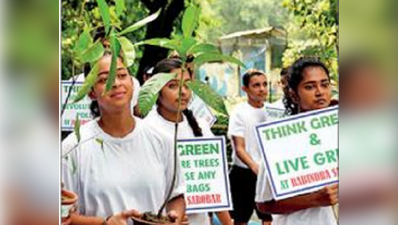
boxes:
[62,52,185,225]
[144,58,233,225]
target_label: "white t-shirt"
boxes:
[255,163,336,225]
[270,98,285,110]
[227,102,267,168]
[144,109,212,225]
[62,117,184,222]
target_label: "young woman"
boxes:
[62,52,185,225]
[144,58,233,225]
[256,57,339,225]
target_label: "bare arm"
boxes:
[232,136,259,174]
[70,214,106,225]
[215,211,233,225]
[166,194,186,224]
[256,184,339,214]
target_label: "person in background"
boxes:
[270,67,289,110]
[228,69,272,225]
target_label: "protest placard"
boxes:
[61,81,92,131]
[256,106,338,200]
[189,95,217,127]
[178,137,232,213]
[265,105,285,121]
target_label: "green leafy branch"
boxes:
[138,4,245,117]
[70,2,160,103]
[137,4,244,217]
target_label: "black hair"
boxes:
[283,57,330,115]
[242,69,266,87]
[280,67,289,77]
[153,58,183,75]
[92,26,121,42]
[93,26,107,42]
[153,58,203,137]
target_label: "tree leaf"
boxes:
[118,36,135,67]
[74,29,92,54]
[188,43,219,56]
[104,33,121,93]
[115,0,126,18]
[73,63,99,103]
[141,38,180,51]
[138,73,176,116]
[182,5,201,38]
[193,53,246,68]
[96,0,111,34]
[71,157,77,174]
[74,114,81,143]
[186,80,228,116]
[179,37,197,59]
[95,138,105,152]
[118,9,161,36]
[79,41,105,63]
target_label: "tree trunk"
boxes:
[137,0,185,85]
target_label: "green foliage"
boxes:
[140,38,181,51]
[105,32,122,93]
[137,4,242,117]
[79,41,105,63]
[138,73,176,116]
[193,53,246,68]
[74,28,93,54]
[186,80,228,116]
[95,138,105,152]
[210,114,232,163]
[196,0,291,43]
[62,0,148,79]
[118,9,161,36]
[115,0,126,18]
[188,43,219,55]
[73,63,99,103]
[182,5,201,38]
[281,0,338,78]
[118,36,136,67]
[96,0,111,33]
[143,5,245,66]
[74,114,81,143]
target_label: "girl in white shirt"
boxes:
[255,57,339,225]
[144,58,233,225]
[62,52,185,225]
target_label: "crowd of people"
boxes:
[62,34,339,225]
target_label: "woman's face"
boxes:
[158,68,192,113]
[90,55,133,112]
[294,66,331,111]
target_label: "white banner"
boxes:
[256,106,339,200]
[178,137,232,213]
[61,81,92,131]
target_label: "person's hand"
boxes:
[314,183,339,207]
[61,205,76,225]
[251,163,259,175]
[167,210,188,225]
[106,209,142,225]
[61,216,72,225]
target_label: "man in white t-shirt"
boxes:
[270,67,288,110]
[228,69,272,225]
